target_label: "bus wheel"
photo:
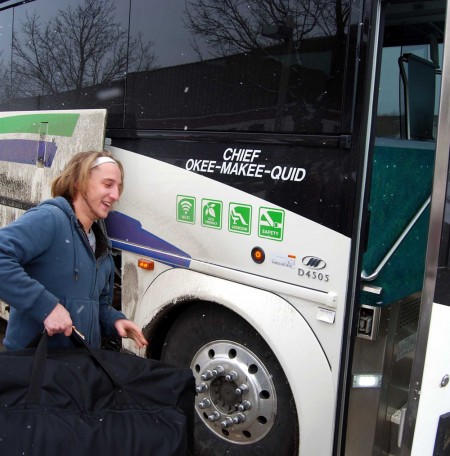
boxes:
[160,303,299,456]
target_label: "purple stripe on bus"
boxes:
[105,211,191,265]
[0,139,58,167]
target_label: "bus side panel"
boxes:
[411,303,450,455]
[107,145,352,375]
[124,265,335,456]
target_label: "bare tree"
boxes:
[183,0,349,58]
[0,50,9,103]
[182,0,350,132]
[12,0,156,98]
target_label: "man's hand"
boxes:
[114,319,148,348]
[43,303,73,336]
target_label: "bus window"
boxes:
[0,0,351,135]
[126,0,350,134]
[0,7,12,108]
[0,0,130,128]
[377,44,442,139]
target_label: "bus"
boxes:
[0,0,449,454]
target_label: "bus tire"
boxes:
[160,302,299,456]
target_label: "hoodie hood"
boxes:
[40,197,82,281]
[39,196,75,217]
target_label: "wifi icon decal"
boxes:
[181,200,192,213]
[177,195,196,224]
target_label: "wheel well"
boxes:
[144,299,225,359]
[157,299,300,455]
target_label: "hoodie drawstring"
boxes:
[70,217,80,281]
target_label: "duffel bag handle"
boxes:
[26,328,123,405]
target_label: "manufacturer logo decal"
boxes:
[271,254,296,269]
[302,256,326,269]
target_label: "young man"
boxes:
[0,151,147,350]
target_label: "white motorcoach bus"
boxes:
[0,0,449,454]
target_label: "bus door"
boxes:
[406,2,450,454]
[344,1,445,455]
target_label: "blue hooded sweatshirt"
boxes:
[0,196,126,350]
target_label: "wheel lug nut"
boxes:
[225,371,238,382]
[201,370,213,381]
[232,413,246,424]
[238,400,252,411]
[212,365,224,376]
[196,382,209,393]
[235,384,249,395]
[202,365,225,381]
[198,399,211,409]
[221,416,234,428]
[208,411,221,422]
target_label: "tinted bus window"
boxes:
[377,44,442,139]
[0,0,130,128]
[126,0,350,134]
[0,7,12,108]
[0,0,350,135]
[376,1,444,140]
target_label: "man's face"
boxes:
[78,163,122,224]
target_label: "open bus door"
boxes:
[405,4,450,454]
[343,1,450,454]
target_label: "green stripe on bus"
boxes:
[0,113,80,137]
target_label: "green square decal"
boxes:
[177,195,196,224]
[202,199,222,229]
[229,203,252,235]
[258,207,284,241]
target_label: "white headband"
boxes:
[90,156,118,169]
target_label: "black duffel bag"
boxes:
[0,329,195,455]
